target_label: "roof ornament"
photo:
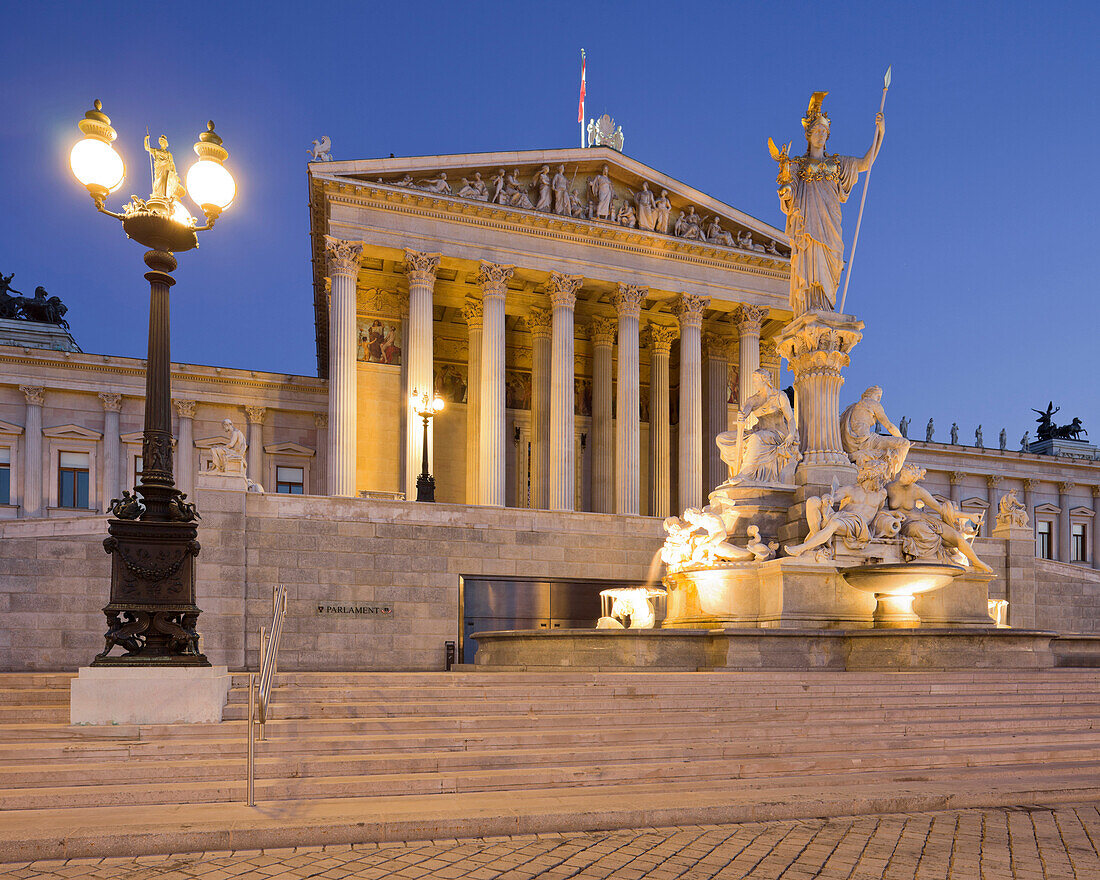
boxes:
[308,136,332,162]
[587,114,624,152]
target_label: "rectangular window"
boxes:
[0,447,9,505]
[135,455,143,482]
[1072,523,1088,563]
[276,466,305,495]
[1037,521,1053,560]
[58,451,90,509]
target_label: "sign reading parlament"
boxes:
[314,603,393,617]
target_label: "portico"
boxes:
[309,147,791,513]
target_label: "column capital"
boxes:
[1092,484,1100,497]
[647,323,678,354]
[949,471,966,485]
[98,392,123,412]
[759,339,780,366]
[986,474,1002,488]
[547,271,583,309]
[1025,478,1040,491]
[461,296,483,331]
[403,249,441,284]
[1060,480,1076,494]
[324,235,364,277]
[701,331,733,361]
[19,385,44,406]
[613,284,648,319]
[314,412,328,428]
[589,316,618,347]
[672,294,709,329]
[732,303,769,334]
[245,405,267,425]
[526,306,553,339]
[476,262,514,298]
[173,399,197,419]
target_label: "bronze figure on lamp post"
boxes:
[69,100,236,666]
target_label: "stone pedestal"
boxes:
[71,666,231,724]
[994,522,1038,628]
[913,570,996,627]
[708,482,795,543]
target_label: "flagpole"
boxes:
[579,49,586,149]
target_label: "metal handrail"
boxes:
[246,585,287,806]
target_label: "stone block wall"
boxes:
[1032,558,1100,634]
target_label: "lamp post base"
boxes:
[416,472,437,503]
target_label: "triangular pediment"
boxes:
[1070,506,1095,518]
[43,424,102,440]
[961,497,989,509]
[120,431,144,444]
[1035,502,1061,515]
[313,147,789,257]
[0,419,23,435]
[263,442,315,457]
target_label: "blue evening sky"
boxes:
[3,0,1097,445]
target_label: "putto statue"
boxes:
[308,136,333,162]
[770,92,884,316]
[840,386,910,477]
[716,368,800,486]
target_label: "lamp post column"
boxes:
[673,294,709,512]
[647,324,675,519]
[614,284,646,515]
[404,250,441,501]
[324,236,364,497]
[20,386,44,517]
[173,399,196,500]
[462,298,482,504]
[477,262,513,506]
[527,307,553,509]
[589,316,616,513]
[549,272,582,511]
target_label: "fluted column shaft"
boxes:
[245,406,266,487]
[1059,482,1074,562]
[733,305,767,407]
[674,295,708,512]
[477,263,513,506]
[701,333,731,496]
[324,237,364,496]
[404,250,441,500]
[613,285,646,515]
[648,325,675,519]
[549,273,582,511]
[590,317,616,513]
[173,399,196,499]
[949,472,963,506]
[1092,487,1099,569]
[462,299,483,504]
[20,386,43,517]
[985,475,1001,538]
[99,393,122,508]
[527,308,553,509]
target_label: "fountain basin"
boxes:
[841,563,966,628]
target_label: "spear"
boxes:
[838,65,891,314]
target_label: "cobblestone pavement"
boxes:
[3,804,1099,879]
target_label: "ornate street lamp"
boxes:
[411,388,445,502]
[70,100,236,667]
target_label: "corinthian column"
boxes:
[673,294,709,512]
[1059,481,1074,562]
[404,249,441,500]
[526,306,553,509]
[985,474,1001,538]
[548,272,582,511]
[648,324,676,518]
[173,399,196,499]
[733,304,768,407]
[589,315,617,513]
[462,298,482,504]
[20,386,43,517]
[324,236,364,496]
[701,332,732,496]
[99,392,122,507]
[614,284,647,515]
[477,262,513,506]
[245,406,266,487]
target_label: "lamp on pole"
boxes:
[411,388,444,502]
[69,99,236,666]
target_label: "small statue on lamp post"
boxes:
[411,388,444,502]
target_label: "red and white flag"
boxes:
[577,51,586,123]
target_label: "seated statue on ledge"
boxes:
[716,369,800,486]
[996,489,1030,529]
[840,386,910,478]
[209,419,247,475]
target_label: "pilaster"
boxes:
[173,399,196,500]
[20,385,44,517]
[244,406,267,488]
[99,392,123,508]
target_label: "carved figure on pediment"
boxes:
[926,418,935,442]
[504,169,535,209]
[552,165,571,215]
[785,458,894,558]
[840,386,910,478]
[532,165,552,212]
[716,368,800,485]
[766,240,781,256]
[705,217,734,247]
[997,489,1030,529]
[675,207,706,241]
[618,200,637,228]
[737,230,766,252]
[391,174,414,187]
[568,189,586,218]
[417,172,451,194]
[209,419,247,476]
[490,168,507,204]
[634,182,658,231]
[457,172,488,201]
[655,190,672,234]
[588,165,614,220]
[887,464,992,571]
[772,91,884,315]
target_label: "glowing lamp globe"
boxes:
[170,199,195,227]
[186,121,235,214]
[71,100,124,196]
[432,396,445,413]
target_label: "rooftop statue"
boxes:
[1032,402,1088,442]
[307,136,332,162]
[587,114,624,152]
[0,273,70,328]
[770,92,884,316]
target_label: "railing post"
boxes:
[246,672,255,806]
